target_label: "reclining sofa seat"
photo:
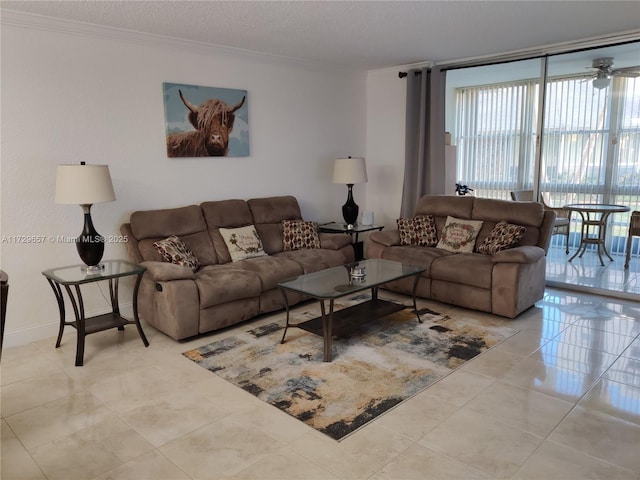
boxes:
[121,196,354,340]
[366,195,556,318]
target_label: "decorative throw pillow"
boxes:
[219,225,267,262]
[436,216,483,253]
[477,221,526,255]
[153,235,200,271]
[397,215,437,246]
[282,220,321,251]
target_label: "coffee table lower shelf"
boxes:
[294,298,406,338]
[280,293,421,362]
[278,259,425,362]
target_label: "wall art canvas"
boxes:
[163,82,249,157]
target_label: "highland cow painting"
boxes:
[163,82,249,157]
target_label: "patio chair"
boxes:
[510,190,571,254]
[624,211,640,269]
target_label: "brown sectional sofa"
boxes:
[121,196,354,340]
[366,195,555,318]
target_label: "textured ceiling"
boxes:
[2,0,640,69]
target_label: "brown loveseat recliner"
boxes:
[366,195,555,318]
[121,196,354,340]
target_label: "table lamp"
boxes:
[55,162,116,272]
[332,156,367,228]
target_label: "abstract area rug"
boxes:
[183,295,517,441]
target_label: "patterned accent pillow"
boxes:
[219,225,267,262]
[436,216,483,253]
[397,215,438,246]
[282,220,321,251]
[153,235,200,271]
[477,221,526,255]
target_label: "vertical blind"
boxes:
[455,75,640,255]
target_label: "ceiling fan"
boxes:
[587,57,640,89]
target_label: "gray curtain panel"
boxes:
[400,66,447,217]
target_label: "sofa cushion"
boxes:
[477,221,526,255]
[248,195,302,224]
[415,195,475,220]
[436,216,483,253]
[380,246,452,277]
[431,253,493,289]
[153,236,201,272]
[195,265,262,308]
[219,225,267,262]
[397,215,437,246]
[249,196,303,254]
[201,199,254,227]
[319,232,353,250]
[282,220,321,251]
[276,249,347,274]
[131,205,205,239]
[201,199,256,264]
[472,198,544,247]
[130,205,217,265]
[236,255,303,290]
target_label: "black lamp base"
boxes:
[342,184,359,227]
[76,205,105,270]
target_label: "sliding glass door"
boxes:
[446,59,541,199]
[544,45,640,255]
[446,41,640,258]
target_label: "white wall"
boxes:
[364,67,408,228]
[0,15,367,346]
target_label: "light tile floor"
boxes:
[546,243,640,299]
[2,283,640,479]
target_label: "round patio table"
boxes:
[563,203,630,266]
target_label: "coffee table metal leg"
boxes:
[279,288,291,344]
[412,273,422,323]
[320,299,334,362]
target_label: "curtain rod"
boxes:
[398,70,423,78]
[398,31,640,77]
[439,34,640,71]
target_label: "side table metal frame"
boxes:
[318,223,384,261]
[44,263,149,366]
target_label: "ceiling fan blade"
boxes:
[612,66,640,77]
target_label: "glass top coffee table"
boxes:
[278,259,425,362]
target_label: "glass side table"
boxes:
[42,260,149,366]
[318,222,384,261]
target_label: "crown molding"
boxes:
[438,30,640,70]
[0,9,360,73]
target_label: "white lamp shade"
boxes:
[332,157,367,184]
[55,164,116,204]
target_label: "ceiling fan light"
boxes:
[593,76,610,89]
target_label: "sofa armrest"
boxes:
[121,223,143,264]
[491,246,545,264]
[369,230,400,247]
[140,261,196,281]
[319,232,353,250]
